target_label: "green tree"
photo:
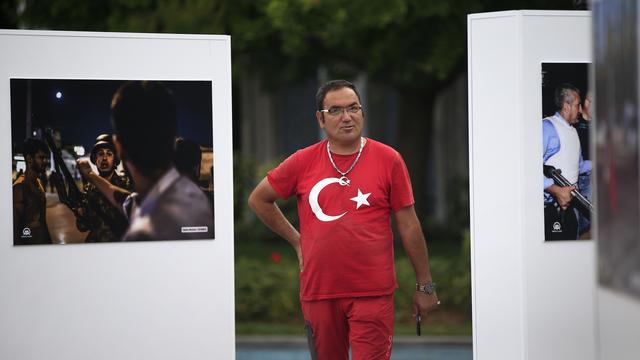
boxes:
[225,0,574,216]
[0,0,19,28]
[15,0,575,217]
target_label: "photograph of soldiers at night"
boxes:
[11,79,214,245]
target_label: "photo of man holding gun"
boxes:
[542,83,593,241]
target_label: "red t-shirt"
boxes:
[267,138,414,301]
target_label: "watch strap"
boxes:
[416,281,437,295]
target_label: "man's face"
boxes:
[96,147,115,176]
[316,87,364,145]
[28,150,48,175]
[565,91,582,124]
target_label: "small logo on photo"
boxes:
[552,222,562,233]
[21,227,32,238]
[181,226,209,233]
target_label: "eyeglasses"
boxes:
[320,104,362,116]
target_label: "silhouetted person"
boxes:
[174,137,202,183]
[77,81,214,241]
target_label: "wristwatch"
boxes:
[416,281,437,295]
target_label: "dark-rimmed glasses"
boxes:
[320,104,362,116]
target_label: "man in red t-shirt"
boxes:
[248,80,439,360]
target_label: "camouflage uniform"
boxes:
[13,176,52,245]
[76,172,131,242]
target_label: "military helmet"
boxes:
[90,134,120,166]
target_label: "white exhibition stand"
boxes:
[468,11,595,360]
[0,31,235,360]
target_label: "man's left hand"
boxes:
[413,291,440,319]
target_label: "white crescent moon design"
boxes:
[309,177,348,222]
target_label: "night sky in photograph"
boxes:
[10,79,214,154]
[541,63,589,118]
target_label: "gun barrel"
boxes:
[570,189,594,212]
[42,128,83,209]
[550,172,572,187]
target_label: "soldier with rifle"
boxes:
[13,138,52,245]
[74,134,132,242]
[44,129,131,243]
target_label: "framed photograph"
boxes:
[11,79,215,244]
[541,62,592,241]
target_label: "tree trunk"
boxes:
[396,89,435,221]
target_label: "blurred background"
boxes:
[1,0,584,342]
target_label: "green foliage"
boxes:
[20,0,111,30]
[237,0,472,87]
[233,153,258,222]
[394,230,471,322]
[16,0,575,91]
[19,0,230,33]
[233,151,471,332]
[234,231,472,327]
[444,175,471,238]
[237,320,472,336]
[0,0,19,28]
[231,0,574,89]
[233,154,299,244]
[235,256,302,322]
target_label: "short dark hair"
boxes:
[174,137,202,181]
[554,83,581,110]
[22,138,49,158]
[111,81,177,175]
[315,80,361,111]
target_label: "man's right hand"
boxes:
[76,158,93,178]
[547,184,575,210]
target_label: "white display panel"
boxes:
[468,11,595,360]
[0,30,234,360]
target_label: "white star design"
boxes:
[350,189,371,210]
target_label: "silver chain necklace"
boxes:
[326,137,365,186]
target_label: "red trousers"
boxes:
[301,294,394,360]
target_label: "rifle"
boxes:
[543,165,594,213]
[42,128,84,211]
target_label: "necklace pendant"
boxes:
[327,137,364,186]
